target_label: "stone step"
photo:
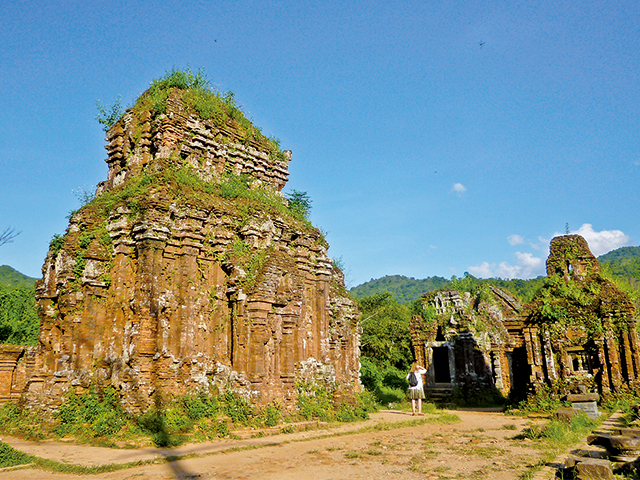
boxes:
[424,386,454,403]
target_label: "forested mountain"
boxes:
[350,245,640,304]
[599,247,640,287]
[598,246,640,263]
[0,285,39,345]
[0,265,37,288]
[349,273,545,304]
[349,275,449,304]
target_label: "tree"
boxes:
[0,285,39,345]
[286,190,312,220]
[96,96,124,132]
[0,227,20,247]
[358,292,414,370]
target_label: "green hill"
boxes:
[0,265,38,289]
[350,246,640,305]
[598,246,640,264]
[598,247,640,284]
[349,275,449,304]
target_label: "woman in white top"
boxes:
[406,362,428,415]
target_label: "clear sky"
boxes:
[1,0,638,287]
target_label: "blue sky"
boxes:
[1,0,638,287]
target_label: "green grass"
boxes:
[130,68,288,164]
[0,384,379,449]
[0,442,32,468]
[514,412,600,479]
[0,407,462,475]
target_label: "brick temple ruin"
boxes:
[410,235,639,401]
[0,87,360,412]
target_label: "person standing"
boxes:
[406,362,427,415]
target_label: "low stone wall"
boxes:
[0,345,37,404]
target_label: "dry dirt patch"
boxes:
[0,410,551,480]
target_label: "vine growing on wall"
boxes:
[527,271,633,337]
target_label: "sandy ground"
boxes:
[0,409,569,480]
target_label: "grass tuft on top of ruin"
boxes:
[141,68,287,163]
[97,67,288,164]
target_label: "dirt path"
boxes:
[0,409,557,480]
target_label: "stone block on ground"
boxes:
[572,458,615,480]
[554,407,578,422]
[566,393,600,403]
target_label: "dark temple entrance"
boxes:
[433,346,451,383]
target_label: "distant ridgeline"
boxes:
[0,266,37,289]
[350,246,640,304]
[599,246,640,285]
[349,275,449,304]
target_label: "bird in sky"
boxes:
[479,41,485,48]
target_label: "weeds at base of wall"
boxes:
[0,386,376,448]
[600,389,640,414]
[505,384,571,415]
[296,382,378,424]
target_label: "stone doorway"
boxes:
[433,346,451,383]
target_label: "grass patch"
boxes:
[514,412,599,479]
[344,451,363,459]
[0,442,32,468]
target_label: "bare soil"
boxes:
[0,409,557,480]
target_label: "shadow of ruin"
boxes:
[0,84,360,414]
[411,234,639,405]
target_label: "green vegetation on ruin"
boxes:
[527,270,635,336]
[0,382,377,448]
[100,67,288,165]
[47,164,321,299]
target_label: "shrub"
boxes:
[96,96,124,132]
[297,382,335,422]
[335,402,368,422]
[359,357,408,405]
[286,190,312,221]
[511,384,569,414]
[183,390,220,420]
[136,408,182,447]
[258,403,282,427]
[223,391,254,426]
[54,387,126,438]
[49,233,65,255]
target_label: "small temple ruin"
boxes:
[0,85,360,412]
[411,234,639,401]
[410,284,529,401]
